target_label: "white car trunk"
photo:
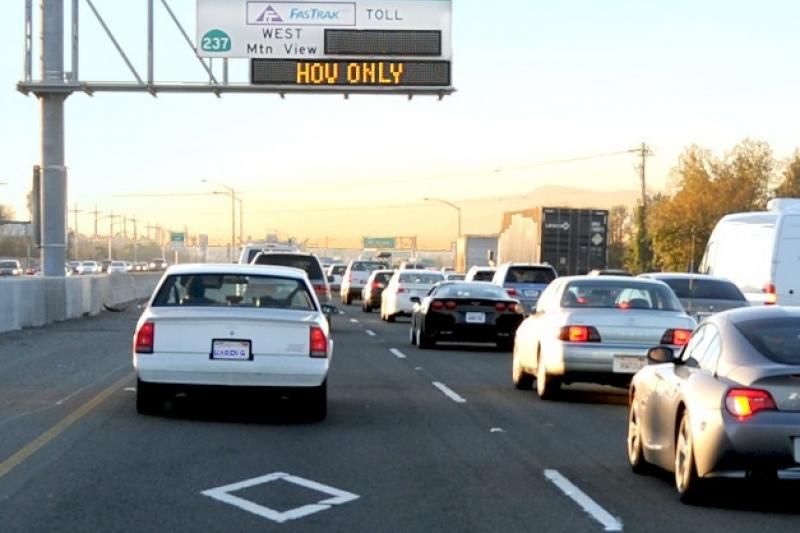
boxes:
[148,308,315,357]
[563,309,691,344]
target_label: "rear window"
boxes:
[561,281,683,311]
[252,254,324,280]
[505,266,556,284]
[399,272,445,284]
[330,265,347,276]
[435,283,508,299]
[374,272,392,283]
[351,261,389,272]
[0,261,18,268]
[661,279,746,301]
[472,270,495,281]
[152,274,315,310]
[735,317,800,365]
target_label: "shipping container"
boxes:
[497,207,609,276]
[455,235,498,273]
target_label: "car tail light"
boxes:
[661,328,692,346]
[506,288,518,297]
[347,272,353,282]
[135,322,154,354]
[397,288,407,294]
[558,326,601,342]
[763,283,777,305]
[310,326,328,358]
[313,283,325,293]
[445,301,457,310]
[507,303,521,313]
[431,300,445,311]
[495,302,507,312]
[725,388,776,420]
[371,281,382,289]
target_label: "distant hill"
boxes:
[461,185,641,234]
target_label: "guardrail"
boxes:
[0,273,164,334]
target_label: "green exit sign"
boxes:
[170,232,185,245]
[363,237,396,249]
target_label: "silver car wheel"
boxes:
[627,397,647,472]
[674,411,700,500]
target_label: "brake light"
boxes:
[506,288,518,297]
[725,388,776,420]
[310,326,328,358]
[371,281,382,289]
[763,283,777,305]
[397,288,407,294]
[558,326,601,342]
[445,301,457,310]
[135,322,154,354]
[507,303,521,313]
[431,300,444,310]
[661,328,692,346]
[495,302,507,312]
[313,283,325,292]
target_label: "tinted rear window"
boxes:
[351,261,389,272]
[152,274,315,310]
[435,283,508,299]
[506,267,556,284]
[252,254,324,280]
[561,281,683,311]
[661,279,746,301]
[735,317,800,365]
[472,270,495,281]
[374,272,392,283]
[399,272,445,284]
[331,265,347,275]
[0,261,18,268]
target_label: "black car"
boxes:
[361,269,394,312]
[409,282,524,350]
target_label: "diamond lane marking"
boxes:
[201,472,360,524]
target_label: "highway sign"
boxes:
[363,237,395,249]
[197,1,451,59]
[170,231,185,247]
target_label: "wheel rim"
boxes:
[536,357,546,394]
[416,328,421,345]
[628,401,641,464]
[675,416,692,493]
[512,356,521,383]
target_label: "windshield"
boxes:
[561,281,683,311]
[351,261,389,272]
[660,278,746,301]
[252,254,324,280]
[152,274,315,310]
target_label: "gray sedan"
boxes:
[628,306,800,502]
[639,272,749,320]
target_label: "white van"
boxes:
[699,198,800,305]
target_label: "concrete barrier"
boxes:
[0,273,163,334]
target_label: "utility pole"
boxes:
[130,215,138,262]
[90,205,101,238]
[633,142,653,272]
[68,203,81,259]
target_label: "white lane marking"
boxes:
[432,381,467,404]
[202,472,360,524]
[544,470,623,532]
[350,319,359,324]
[366,330,376,337]
[123,387,136,392]
[490,427,506,433]
[389,348,407,359]
[414,367,424,371]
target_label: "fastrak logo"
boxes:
[255,5,283,23]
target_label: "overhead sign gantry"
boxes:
[197,0,453,93]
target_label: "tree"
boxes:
[774,150,800,197]
[0,204,15,221]
[607,205,631,269]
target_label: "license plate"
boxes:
[613,356,646,374]
[466,312,486,324]
[794,438,800,464]
[524,289,540,297]
[211,339,252,361]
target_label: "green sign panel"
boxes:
[363,237,396,249]
[170,232,185,246]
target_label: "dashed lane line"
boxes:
[389,348,407,359]
[544,469,623,532]
[365,330,376,337]
[432,381,467,404]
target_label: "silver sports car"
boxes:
[628,306,800,502]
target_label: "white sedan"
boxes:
[380,270,445,322]
[512,276,696,399]
[133,264,334,419]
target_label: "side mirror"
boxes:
[647,346,675,364]
[321,304,339,316]
[410,296,421,304]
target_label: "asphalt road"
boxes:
[1,301,799,532]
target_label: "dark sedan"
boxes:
[410,282,524,350]
[628,306,800,502]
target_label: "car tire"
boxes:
[136,378,161,415]
[512,349,534,390]
[498,338,514,352]
[627,393,650,474]
[343,294,351,306]
[675,410,702,502]
[306,379,327,422]
[410,320,417,345]
[386,311,396,323]
[536,351,560,400]
[417,326,433,349]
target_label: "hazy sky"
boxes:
[1,0,799,248]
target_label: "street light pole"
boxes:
[203,179,238,262]
[424,197,462,239]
